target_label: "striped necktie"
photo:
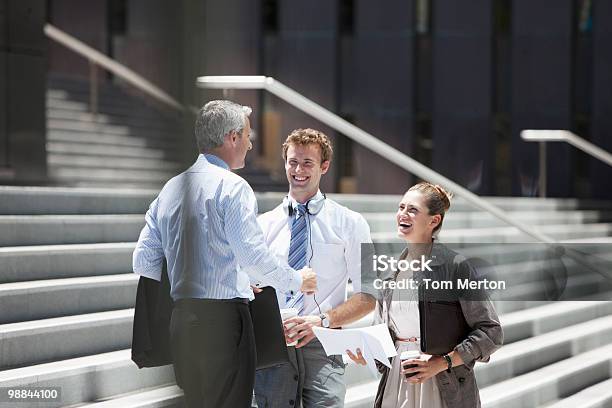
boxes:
[286,204,308,312]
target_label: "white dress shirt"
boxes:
[257,192,373,316]
[133,154,303,301]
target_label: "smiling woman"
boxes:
[348,182,503,408]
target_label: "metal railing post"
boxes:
[89,60,98,116]
[44,24,192,114]
[539,141,546,198]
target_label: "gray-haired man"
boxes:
[133,100,317,408]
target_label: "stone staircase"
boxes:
[46,76,188,190]
[1,186,611,407]
[45,76,287,192]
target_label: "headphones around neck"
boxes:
[282,193,326,217]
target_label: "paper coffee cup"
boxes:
[400,350,421,378]
[280,308,299,346]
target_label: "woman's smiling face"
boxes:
[396,190,439,243]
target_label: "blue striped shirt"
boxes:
[132,154,303,300]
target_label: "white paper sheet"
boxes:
[312,324,397,377]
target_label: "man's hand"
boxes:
[299,267,317,294]
[283,315,321,348]
[250,284,263,294]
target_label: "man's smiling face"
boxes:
[285,143,329,201]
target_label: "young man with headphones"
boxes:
[254,128,376,407]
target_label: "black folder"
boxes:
[419,299,470,355]
[249,286,290,369]
[132,260,289,370]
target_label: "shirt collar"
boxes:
[287,190,324,207]
[202,153,230,170]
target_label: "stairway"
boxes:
[45,76,287,192]
[46,76,188,190]
[1,186,611,407]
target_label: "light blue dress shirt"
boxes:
[133,154,303,300]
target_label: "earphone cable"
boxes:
[306,213,323,317]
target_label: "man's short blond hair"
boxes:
[282,128,333,163]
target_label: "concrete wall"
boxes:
[511,0,574,197]
[591,0,612,199]
[48,0,108,80]
[432,0,494,195]
[0,0,47,184]
[352,0,415,194]
[113,0,182,100]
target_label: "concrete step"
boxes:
[364,210,610,231]
[47,121,179,142]
[81,384,183,407]
[46,94,180,121]
[500,300,612,344]
[47,141,178,160]
[0,243,134,283]
[546,377,612,408]
[372,223,612,243]
[49,167,174,185]
[485,253,612,289]
[78,363,372,407]
[47,108,179,131]
[502,272,611,302]
[2,186,609,216]
[341,301,612,390]
[0,350,175,407]
[0,214,144,246]
[492,300,552,315]
[54,180,173,190]
[0,309,133,370]
[476,314,612,388]
[255,192,612,214]
[345,339,612,408]
[47,77,156,101]
[47,130,179,150]
[47,118,175,137]
[480,343,612,408]
[48,154,183,172]
[0,186,157,215]
[0,274,138,324]
[347,341,612,408]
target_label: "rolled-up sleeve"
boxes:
[455,261,504,367]
[224,180,302,296]
[133,198,164,281]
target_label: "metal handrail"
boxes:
[197,75,556,244]
[521,129,612,198]
[44,24,187,114]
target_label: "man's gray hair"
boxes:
[195,100,252,152]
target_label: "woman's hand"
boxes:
[401,355,447,384]
[346,348,367,365]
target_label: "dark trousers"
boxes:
[170,298,256,408]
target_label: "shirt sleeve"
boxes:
[224,180,303,296]
[455,259,504,367]
[345,213,376,298]
[132,197,164,281]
